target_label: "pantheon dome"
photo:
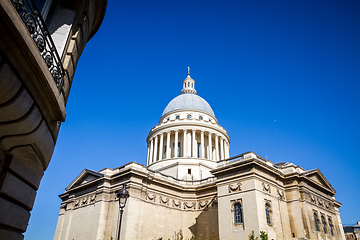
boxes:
[146,72,230,180]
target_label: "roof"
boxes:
[162,93,215,117]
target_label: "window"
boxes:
[234,203,243,224]
[197,143,201,158]
[164,145,166,158]
[328,218,334,236]
[209,119,212,122]
[187,114,192,119]
[199,116,203,120]
[188,168,191,175]
[314,212,320,232]
[265,203,271,225]
[172,143,175,157]
[177,142,181,157]
[188,82,190,87]
[321,216,327,234]
[176,115,180,119]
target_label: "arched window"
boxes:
[187,114,192,119]
[314,213,320,231]
[188,82,190,87]
[234,203,243,224]
[265,203,271,225]
[176,115,180,119]
[199,116,203,120]
[321,216,327,234]
[328,218,334,236]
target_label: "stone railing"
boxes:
[11,0,65,90]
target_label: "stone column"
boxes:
[154,135,158,162]
[166,131,171,159]
[225,141,229,159]
[192,129,196,158]
[208,132,212,160]
[183,129,187,157]
[200,130,205,158]
[220,137,224,160]
[159,133,164,160]
[146,144,150,166]
[149,138,154,164]
[215,135,219,161]
[174,130,179,158]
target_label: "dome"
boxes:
[162,93,215,117]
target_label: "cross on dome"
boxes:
[181,67,197,94]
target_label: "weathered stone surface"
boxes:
[0,172,36,210]
[0,197,30,232]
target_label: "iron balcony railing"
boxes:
[11,0,65,91]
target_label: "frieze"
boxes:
[160,196,169,205]
[184,202,196,210]
[73,194,96,208]
[90,194,96,203]
[172,199,181,208]
[228,182,242,193]
[262,182,271,193]
[146,192,156,202]
[199,200,208,209]
[277,189,285,200]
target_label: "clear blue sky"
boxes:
[25,0,360,239]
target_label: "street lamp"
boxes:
[116,183,129,240]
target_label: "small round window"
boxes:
[199,116,203,120]
[176,115,180,119]
[187,114,192,119]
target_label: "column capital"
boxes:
[174,129,179,133]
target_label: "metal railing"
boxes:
[11,0,65,91]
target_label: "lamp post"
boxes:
[116,183,129,240]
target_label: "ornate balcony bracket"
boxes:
[11,0,65,91]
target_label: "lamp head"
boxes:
[117,184,130,209]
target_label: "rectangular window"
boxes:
[188,168,191,175]
[172,143,175,157]
[177,142,181,157]
[164,145,166,158]
[197,143,201,158]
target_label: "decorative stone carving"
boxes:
[74,199,80,207]
[82,197,88,204]
[199,200,208,209]
[184,202,196,210]
[172,199,181,208]
[310,194,316,203]
[60,203,67,209]
[262,182,271,193]
[146,192,156,202]
[325,201,330,209]
[228,182,242,193]
[90,194,96,202]
[160,196,169,205]
[317,197,323,206]
[277,189,285,200]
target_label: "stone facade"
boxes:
[0,0,107,239]
[54,74,346,240]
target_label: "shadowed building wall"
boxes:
[0,0,107,239]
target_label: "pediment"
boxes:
[303,169,335,193]
[65,169,103,191]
